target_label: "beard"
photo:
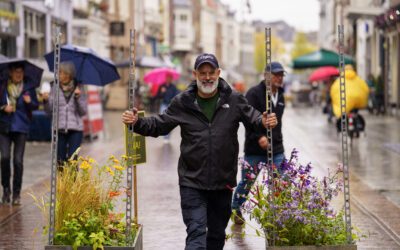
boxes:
[196,79,218,94]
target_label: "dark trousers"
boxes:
[180,186,232,250]
[0,132,27,197]
[57,130,83,163]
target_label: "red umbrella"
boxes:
[143,67,180,86]
[308,66,339,82]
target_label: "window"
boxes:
[51,18,67,45]
[72,26,88,46]
[180,14,187,21]
[0,36,16,57]
[110,22,125,36]
[24,8,46,58]
[0,1,15,12]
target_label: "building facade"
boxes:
[17,0,73,59]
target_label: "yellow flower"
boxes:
[112,158,120,164]
[121,155,128,159]
[69,160,77,165]
[113,165,125,171]
[106,167,115,176]
[109,155,116,160]
[79,160,92,170]
[88,157,96,164]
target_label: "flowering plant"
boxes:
[240,149,359,246]
[32,154,137,250]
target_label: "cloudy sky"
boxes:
[220,0,320,32]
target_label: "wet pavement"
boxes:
[0,107,400,249]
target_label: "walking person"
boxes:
[0,62,39,205]
[122,53,277,250]
[156,73,179,142]
[232,62,287,225]
[42,61,87,165]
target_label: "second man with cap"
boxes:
[122,53,278,249]
[232,61,287,225]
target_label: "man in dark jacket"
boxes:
[122,53,277,250]
[232,62,286,225]
[0,62,39,205]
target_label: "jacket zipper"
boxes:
[207,122,212,189]
[65,104,68,133]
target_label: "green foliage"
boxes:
[32,154,138,249]
[254,32,286,74]
[291,32,317,60]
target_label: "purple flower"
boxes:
[240,148,351,246]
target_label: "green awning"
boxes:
[291,49,355,69]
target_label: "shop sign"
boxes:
[125,111,146,165]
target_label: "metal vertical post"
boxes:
[265,27,276,247]
[338,24,353,244]
[48,27,61,245]
[126,29,137,245]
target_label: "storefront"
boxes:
[375,4,400,115]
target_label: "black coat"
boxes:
[134,78,264,190]
[244,81,285,156]
[156,83,179,105]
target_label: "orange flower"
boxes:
[109,191,121,198]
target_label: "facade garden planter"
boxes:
[45,224,143,250]
[239,149,361,248]
[266,246,356,250]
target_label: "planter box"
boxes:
[267,245,357,250]
[45,225,143,250]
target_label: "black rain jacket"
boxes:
[244,81,285,156]
[133,78,264,190]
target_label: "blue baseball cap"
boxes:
[265,62,286,73]
[194,53,219,70]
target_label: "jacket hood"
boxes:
[345,69,357,80]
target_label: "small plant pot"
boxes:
[266,245,357,250]
[45,225,143,250]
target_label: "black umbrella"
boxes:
[0,56,44,88]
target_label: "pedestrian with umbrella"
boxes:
[148,69,180,142]
[0,59,42,205]
[144,67,180,114]
[42,44,120,165]
[42,61,87,165]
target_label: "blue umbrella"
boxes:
[44,44,120,86]
[0,56,44,88]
